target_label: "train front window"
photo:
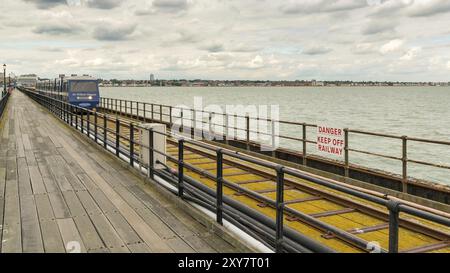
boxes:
[70,81,97,93]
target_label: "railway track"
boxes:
[79,110,450,253]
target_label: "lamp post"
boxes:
[2,64,6,96]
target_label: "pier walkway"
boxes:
[0,91,247,253]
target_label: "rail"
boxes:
[98,97,450,193]
[20,88,450,253]
[0,90,10,119]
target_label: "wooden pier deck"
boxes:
[0,91,249,253]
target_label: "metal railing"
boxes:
[21,89,450,253]
[99,97,450,193]
[0,90,10,119]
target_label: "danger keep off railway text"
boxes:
[316,125,345,156]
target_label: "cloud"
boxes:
[3,0,450,81]
[400,47,421,61]
[152,0,189,13]
[199,42,225,53]
[380,39,404,54]
[23,0,67,9]
[33,24,81,35]
[92,21,136,41]
[228,43,263,53]
[302,45,333,55]
[362,19,396,35]
[353,43,377,55]
[280,0,367,14]
[86,0,123,9]
[407,0,450,17]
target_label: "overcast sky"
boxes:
[1,0,450,81]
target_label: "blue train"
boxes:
[36,75,100,110]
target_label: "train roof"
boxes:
[64,76,98,81]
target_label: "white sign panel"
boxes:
[316,125,345,156]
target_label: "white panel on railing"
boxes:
[140,123,166,170]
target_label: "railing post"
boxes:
[387,200,400,253]
[94,112,98,143]
[80,111,84,133]
[302,123,307,166]
[130,123,134,167]
[178,139,184,198]
[180,110,184,134]
[160,105,163,122]
[344,128,349,177]
[70,105,73,126]
[192,109,196,140]
[136,102,139,118]
[116,118,120,157]
[143,103,146,121]
[402,136,408,193]
[75,108,78,129]
[275,165,285,253]
[151,104,154,120]
[169,106,173,125]
[103,115,107,149]
[87,111,90,137]
[209,112,213,139]
[131,101,134,117]
[216,149,224,225]
[148,128,154,179]
[271,119,276,157]
[225,113,229,145]
[246,115,250,150]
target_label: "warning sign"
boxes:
[316,125,345,156]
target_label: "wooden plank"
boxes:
[17,157,33,196]
[39,220,65,253]
[75,190,102,215]
[1,180,21,253]
[29,166,47,194]
[24,150,37,166]
[89,189,142,245]
[35,194,56,221]
[6,157,17,182]
[57,218,87,253]
[22,134,32,151]
[72,214,106,252]
[48,192,71,219]
[88,213,130,253]
[16,135,25,158]
[35,194,65,253]
[127,243,151,253]
[76,173,98,191]
[63,191,88,217]
[20,195,44,253]
[45,156,74,192]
